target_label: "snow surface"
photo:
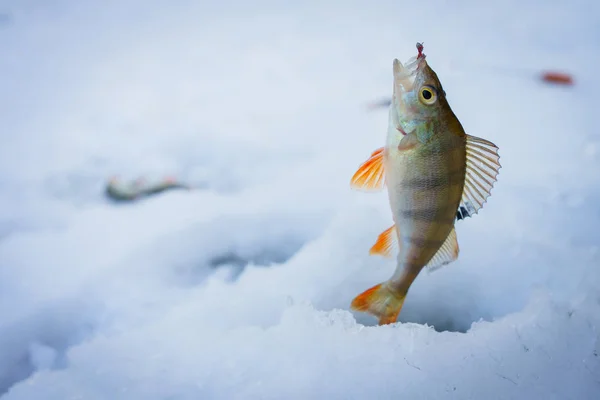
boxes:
[1,0,599,398]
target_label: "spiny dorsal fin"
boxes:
[369,225,398,258]
[350,148,385,192]
[426,227,459,272]
[458,135,501,219]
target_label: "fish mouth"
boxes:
[393,54,424,93]
[393,42,427,94]
[391,44,427,121]
[392,55,423,120]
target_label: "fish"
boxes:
[349,43,501,325]
[105,176,191,202]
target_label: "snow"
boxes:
[1,0,599,398]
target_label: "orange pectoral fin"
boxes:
[369,225,397,258]
[350,148,385,192]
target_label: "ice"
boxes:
[0,0,599,399]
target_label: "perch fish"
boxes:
[350,43,501,325]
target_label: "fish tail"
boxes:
[350,282,406,325]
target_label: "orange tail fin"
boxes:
[350,283,406,325]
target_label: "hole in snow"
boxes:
[346,266,497,333]
[207,242,305,282]
[351,299,487,334]
[146,212,329,287]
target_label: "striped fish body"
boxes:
[385,127,466,290]
[349,43,501,325]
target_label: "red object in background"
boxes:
[540,71,574,85]
[365,69,575,111]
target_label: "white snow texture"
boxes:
[1,0,599,399]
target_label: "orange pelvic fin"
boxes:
[350,147,385,192]
[350,283,406,325]
[369,225,398,258]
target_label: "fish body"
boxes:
[350,44,500,325]
[105,176,190,202]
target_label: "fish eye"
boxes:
[419,86,437,105]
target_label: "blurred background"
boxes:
[0,0,599,399]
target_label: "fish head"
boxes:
[391,43,450,136]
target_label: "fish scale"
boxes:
[392,140,465,274]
